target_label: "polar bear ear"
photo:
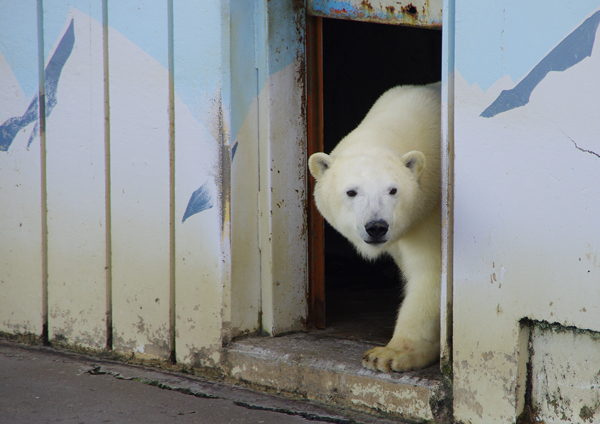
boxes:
[401,151,426,178]
[308,153,332,180]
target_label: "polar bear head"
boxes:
[308,148,426,259]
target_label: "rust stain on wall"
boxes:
[308,0,442,29]
[360,0,374,14]
[400,3,418,16]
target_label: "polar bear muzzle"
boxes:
[365,219,389,244]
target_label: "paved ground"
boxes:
[0,340,405,424]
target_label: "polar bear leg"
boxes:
[362,211,441,372]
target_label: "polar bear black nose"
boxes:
[365,220,389,239]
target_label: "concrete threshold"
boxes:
[223,332,450,423]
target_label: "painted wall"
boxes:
[228,0,307,337]
[0,0,307,366]
[452,2,600,423]
[5,1,600,422]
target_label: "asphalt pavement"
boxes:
[0,340,405,424]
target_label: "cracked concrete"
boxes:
[556,126,600,159]
[568,136,600,159]
[223,333,449,422]
[0,340,408,424]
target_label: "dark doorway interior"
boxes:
[321,18,442,345]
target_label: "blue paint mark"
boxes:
[0,19,75,151]
[0,95,39,151]
[182,182,213,223]
[481,11,600,118]
[231,141,239,161]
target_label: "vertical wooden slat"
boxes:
[167,0,176,364]
[37,0,49,344]
[258,1,308,334]
[440,0,455,377]
[306,15,326,329]
[229,0,262,338]
[45,2,108,350]
[102,0,113,351]
[173,1,223,366]
[0,3,44,338]
[108,3,171,359]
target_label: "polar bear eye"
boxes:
[346,190,357,197]
[389,188,397,195]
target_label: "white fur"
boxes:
[309,83,441,372]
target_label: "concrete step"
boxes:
[222,332,451,423]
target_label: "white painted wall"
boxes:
[107,3,172,358]
[45,6,108,349]
[0,0,307,365]
[0,2,44,337]
[452,3,600,422]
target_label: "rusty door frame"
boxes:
[306,15,326,329]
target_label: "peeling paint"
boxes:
[455,387,484,419]
[48,306,106,350]
[481,351,494,362]
[184,344,221,369]
[528,322,600,423]
[307,0,442,28]
[113,321,170,360]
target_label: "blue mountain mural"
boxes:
[0,19,75,151]
[481,10,600,118]
[1,16,215,220]
[182,181,213,223]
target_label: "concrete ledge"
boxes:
[223,332,450,423]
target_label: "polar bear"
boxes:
[308,83,441,372]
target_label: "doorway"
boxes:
[307,17,442,343]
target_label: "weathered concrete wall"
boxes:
[452,2,600,423]
[529,322,600,423]
[0,0,226,363]
[0,0,307,366]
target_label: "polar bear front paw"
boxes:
[362,341,439,372]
